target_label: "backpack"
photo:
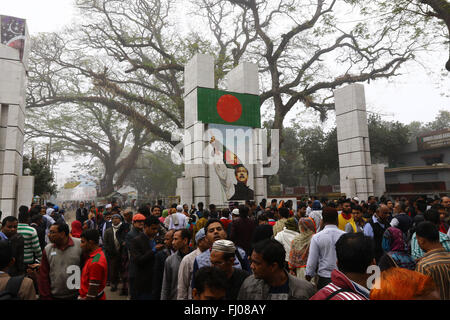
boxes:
[0,275,25,300]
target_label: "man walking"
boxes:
[17,209,42,271]
[125,213,145,300]
[363,204,390,263]
[129,216,164,300]
[103,213,129,293]
[38,222,82,300]
[161,229,192,300]
[177,228,209,300]
[79,229,108,300]
[76,202,89,225]
[305,207,345,290]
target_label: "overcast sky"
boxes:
[3,0,449,184]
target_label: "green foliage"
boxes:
[367,114,410,167]
[23,156,57,197]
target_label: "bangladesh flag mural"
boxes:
[197,87,261,128]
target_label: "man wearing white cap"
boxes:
[176,228,210,300]
[210,239,250,300]
[165,205,188,231]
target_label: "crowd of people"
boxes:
[0,194,449,300]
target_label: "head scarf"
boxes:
[71,220,83,238]
[284,218,298,232]
[288,217,316,270]
[162,209,169,218]
[382,227,407,252]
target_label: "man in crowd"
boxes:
[238,238,316,300]
[0,216,24,276]
[0,241,36,300]
[152,229,175,300]
[166,205,188,230]
[17,209,42,270]
[415,221,450,300]
[191,219,251,289]
[310,232,375,300]
[338,199,354,231]
[103,213,129,294]
[192,267,228,300]
[306,207,345,290]
[76,202,89,225]
[161,229,192,300]
[30,213,46,252]
[390,201,412,237]
[344,205,365,233]
[177,228,209,300]
[125,213,146,300]
[38,222,82,300]
[79,229,108,300]
[129,216,164,300]
[210,240,249,300]
[363,204,390,263]
[411,209,450,260]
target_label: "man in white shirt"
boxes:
[166,205,188,230]
[305,207,345,290]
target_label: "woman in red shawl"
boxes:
[70,220,83,238]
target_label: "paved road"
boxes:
[64,209,128,300]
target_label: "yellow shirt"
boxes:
[338,213,355,231]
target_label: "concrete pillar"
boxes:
[176,55,267,206]
[334,84,374,201]
[0,19,33,217]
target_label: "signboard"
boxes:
[417,128,450,151]
[1,15,26,60]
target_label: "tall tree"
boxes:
[26,0,434,151]
[26,100,155,197]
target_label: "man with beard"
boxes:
[338,199,354,231]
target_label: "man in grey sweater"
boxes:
[161,229,192,300]
[37,222,82,300]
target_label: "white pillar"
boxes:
[0,20,32,216]
[334,84,374,201]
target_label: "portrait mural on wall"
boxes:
[208,124,255,204]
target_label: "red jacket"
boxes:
[309,269,370,300]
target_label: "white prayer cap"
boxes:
[212,239,236,254]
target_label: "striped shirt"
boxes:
[416,248,450,300]
[411,232,450,260]
[18,223,42,264]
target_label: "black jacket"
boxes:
[129,233,158,295]
[76,208,89,224]
[103,223,130,258]
[151,248,172,300]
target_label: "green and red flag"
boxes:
[197,87,260,128]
